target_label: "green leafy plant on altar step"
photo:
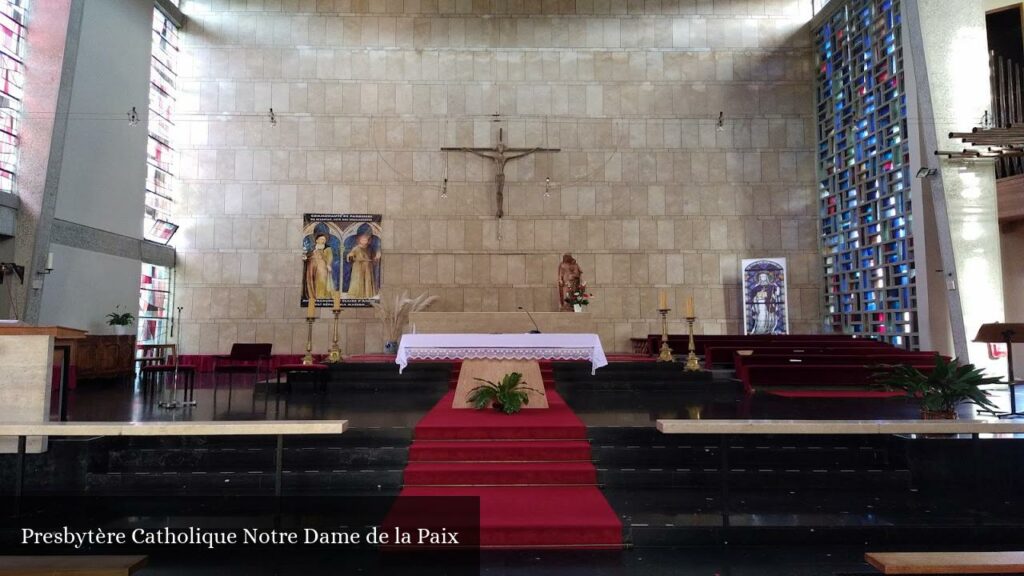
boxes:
[467,372,544,415]
[105,305,135,327]
[873,354,1001,418]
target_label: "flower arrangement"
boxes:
[371,290,438,352]
[563,284,592,307]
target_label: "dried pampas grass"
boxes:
[372,291,439,342]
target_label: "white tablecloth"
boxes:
[395,333,608,375]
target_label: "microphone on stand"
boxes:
[518,306,542,334]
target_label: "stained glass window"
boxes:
[138,263,173,345]
[144,7,179,239]
[814,0,918,348]
[0,0,27,195]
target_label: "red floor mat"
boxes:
[409,440,593,462]
[396,486,623,549]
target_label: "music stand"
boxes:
[973,323,1024,418]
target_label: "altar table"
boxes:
[396,334,607,409]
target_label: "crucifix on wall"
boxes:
[442,128,560,219]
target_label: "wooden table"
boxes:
[865,551,1024,574]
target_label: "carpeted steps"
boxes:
[388,364,624,549]
[399,485,623,548]
[409,440,593,462]
[404,461,597,485]
[414,391,588,440]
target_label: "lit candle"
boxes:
[307,295,316,318]
[332,291,341,311]
[685,296,694,317]
[658,289,667,310]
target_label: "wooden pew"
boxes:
[704,341,897,368]
[732,352,945,383]
[693,334,864,357]
[0,555,147,575]
[643,334,864,357]
[740,363,935,394]
[865,551,1024,574]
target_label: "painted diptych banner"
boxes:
[741,258,789,335]
[301,214,383,308]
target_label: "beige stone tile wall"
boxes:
[174,0,820,355]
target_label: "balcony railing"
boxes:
[990,51,1024,179]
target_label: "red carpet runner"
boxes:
[392,363,623,549]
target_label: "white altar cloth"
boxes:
[396,333,608,375]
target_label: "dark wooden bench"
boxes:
[865,551,1024,574]
[0,555,147,575]
[703,342,897,368]
[740,363,935,394]
[733,353,946,382]
[644,334,865,357]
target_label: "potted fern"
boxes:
[467,372,544,415]
[874,355,1001,419]
[106,305,135,336]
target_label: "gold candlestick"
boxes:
[303,317,316,365]
[657,308,674,362]
[325,309,343,363]
[684,315,701,372]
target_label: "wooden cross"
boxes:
[442,128,560,219]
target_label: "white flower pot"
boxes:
[573,304,583,313]
[113,325,132,336]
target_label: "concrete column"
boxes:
[905,0,1008,378]
[11,0,82,323]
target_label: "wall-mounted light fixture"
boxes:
[269,108,277,126]
[716,111,725,132]
[127,107,140,126]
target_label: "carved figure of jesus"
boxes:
[442,127,560,219]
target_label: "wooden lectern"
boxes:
[973,323,1024,418]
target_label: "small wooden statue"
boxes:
[558,254,582,311]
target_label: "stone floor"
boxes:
[5,362,1022,575]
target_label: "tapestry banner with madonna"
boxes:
[301,214,383,308]
[740,258,789,335]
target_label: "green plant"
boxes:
[106,305,135,327]
[467,372,544,415]
[874,354,1001,415]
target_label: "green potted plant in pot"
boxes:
[874,354,1001,419]
[106,305,135,336]
[467,372,544,415]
